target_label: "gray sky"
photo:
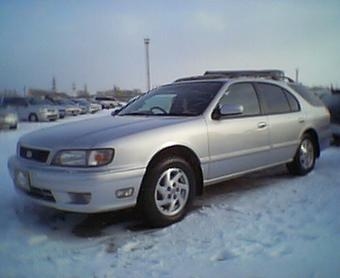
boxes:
[1,0,340,94]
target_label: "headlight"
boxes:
[5,113,17,121]
[52,149,114,167]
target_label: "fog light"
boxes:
[115,188,134,199]
[15,170,30,191]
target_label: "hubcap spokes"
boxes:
[299,139,314,170]
[155,168,189,216]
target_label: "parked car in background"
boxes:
[8,70,331,227]
[320,93,340,140]
[88,100,102,113]
[94,96,119,109]
[27,97,59,122]
[0,106,18,129]
[73,99,101,114]
[54,99,81,116]
[0,96,59,122]
[44,98,66,119]
[71,99,87,114]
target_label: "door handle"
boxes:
[257,122,267,129]
[298,118,305,123]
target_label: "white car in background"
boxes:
[73,99,102,114]
[94,96,120,109]
[55,99,81,116]
[0,106,18,129]
[1,96,59,122]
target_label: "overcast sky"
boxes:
[1,0,340,94]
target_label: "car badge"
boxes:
[26,150,32,158]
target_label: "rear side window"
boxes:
[284,89,300,112]
[255,83,291,114]
[219,83,260,116]
[288,84,324,107]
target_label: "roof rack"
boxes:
[174,74,228,83]
[204,70,285,80]
[174,69,292,83]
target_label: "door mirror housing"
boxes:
[212,104,244,120]
[111,108,122,116]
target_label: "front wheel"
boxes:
[28,114,38,122]
[287,134,316,175]
[139,157,196,227]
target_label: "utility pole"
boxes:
[295,68,299,83]
[144,38,151,91]
[52,76,56,92]
[72,82,76,95]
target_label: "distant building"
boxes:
[96,87,142,102]
[27,89,69,99]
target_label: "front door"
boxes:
[206,82,271,183]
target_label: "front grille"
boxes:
[29,186,55,202]
[20,146,50,163]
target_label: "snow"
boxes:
[0,111,339,278]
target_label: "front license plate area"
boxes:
[14,170,31,192]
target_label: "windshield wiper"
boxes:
[167,112,197,117]
[120,111,152,116]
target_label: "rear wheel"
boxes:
[287,134,316,175]
[139,157,196,227]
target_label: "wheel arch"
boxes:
[302,128,320,158]
[28,113,38,122]
[139,145,204,198]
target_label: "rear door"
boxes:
[254,82,304,163]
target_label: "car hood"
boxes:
[19,115,195,150]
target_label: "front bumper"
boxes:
[38,111,59,121]
[8,156,145,213]
[65,109,80,116]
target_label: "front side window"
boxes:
[255,83,291,114]
[218,83,260,116]
[119,82,223,116]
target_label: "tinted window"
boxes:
[288,84,324,107]
[218,83,260,116]
[95,96,116,101]
[256,83,290,114]
[284,89,300,112]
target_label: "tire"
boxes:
[10,124,17,130]
[287,134,316,176]
[139,157,196,227]
[28,114,38,122]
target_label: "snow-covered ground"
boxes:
[0,112,339,278]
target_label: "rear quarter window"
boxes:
[288,84,324,107]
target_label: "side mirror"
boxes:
[111,108,121,116]
[212,104,244,120]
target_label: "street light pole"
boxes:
[144,38,151,91]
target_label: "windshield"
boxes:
[57,99,75,105]
[28,98,52,105]
[119,82,223,116]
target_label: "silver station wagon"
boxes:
[8,70,331,227]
